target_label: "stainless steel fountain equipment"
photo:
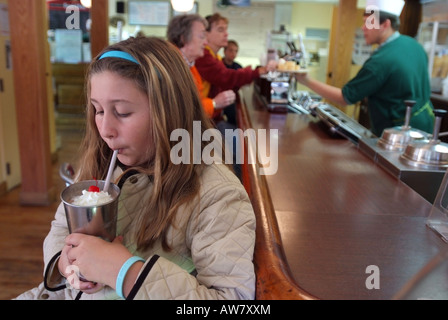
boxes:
[359,108,448,203]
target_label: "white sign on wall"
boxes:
[214,2,275,65]
[0,3,9,36]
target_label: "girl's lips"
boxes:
[109,148,123,154]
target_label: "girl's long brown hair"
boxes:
[77,36,217,251]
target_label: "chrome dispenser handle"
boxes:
[432,109,448,143]
[403,100,416,129]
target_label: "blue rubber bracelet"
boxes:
[116,256,145,299]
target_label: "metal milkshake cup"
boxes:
[61,180,121,242]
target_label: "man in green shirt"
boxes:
[296,0,434,137]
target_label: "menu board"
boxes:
[128,1,171,26]
[55,29,83,63]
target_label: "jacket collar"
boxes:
[205,45,222,61]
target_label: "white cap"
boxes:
[366,0,405,17]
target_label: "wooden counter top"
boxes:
[238,84,445,300]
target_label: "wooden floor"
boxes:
[0,113,85,300]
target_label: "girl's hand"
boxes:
[65,234,132,291]
[59,242,104,293]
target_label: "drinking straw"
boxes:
[103,149,118,192]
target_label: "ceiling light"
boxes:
[171,0,194,12]
[80,0,92,9]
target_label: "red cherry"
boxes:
[88,185,100,192]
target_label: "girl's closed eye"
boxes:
[112,102,133,118]
[116,110,132,118]
[93,106,103,116]
[91,102,103,115]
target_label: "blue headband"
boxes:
[98,50,140,64]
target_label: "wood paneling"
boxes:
[401,0,422,38]
[8,0,53,205]
[90,0,109,59]
[0,119,84,300]
[327,0,358,92]
[52,63,88,114]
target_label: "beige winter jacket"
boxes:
[16,163,256,300]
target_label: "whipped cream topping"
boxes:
[71,190,113,206]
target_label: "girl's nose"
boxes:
[99,113,117,140]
